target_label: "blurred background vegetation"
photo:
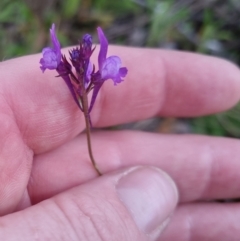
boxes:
[1,0,240,137]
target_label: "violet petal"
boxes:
[101,56,121,79]
[85,61,93,87]
[119,67,128,77]
[40,24,62,72]
[50,24,61,63]
[40,47,59,72]
[97,27,108,69]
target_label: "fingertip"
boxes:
[159,51,240,116]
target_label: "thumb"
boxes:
[0,166,178,241]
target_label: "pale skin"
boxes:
[0,46,240,240]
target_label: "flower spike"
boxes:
[40,24,128,175]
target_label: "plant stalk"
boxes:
[81,91,102,176]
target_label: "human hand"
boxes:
[0,47,240,241]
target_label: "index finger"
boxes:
[0,47,240,153]
[95,47,240,126]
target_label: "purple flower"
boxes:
[97,27,128,85]
[88,27,128,113]
[40,24,61,72]
[40,24,128,115]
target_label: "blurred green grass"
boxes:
[1,0,240,137]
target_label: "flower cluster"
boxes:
[40,24,127,114]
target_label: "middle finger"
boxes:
[28,131,240,204]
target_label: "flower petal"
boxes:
[112,73,124,85]
[119,67,128,77]
[112,67,128,84]
[101,56,121,80]
[50,24,61,63]
[85,61,93,87]
[97,27,108,69]
[40,48,59,72]
[40,24,62,72]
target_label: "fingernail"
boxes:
[116,167,178,235]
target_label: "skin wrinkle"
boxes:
[145,53,166,116]
[1,60,82,154]
[9,144,32,189]
[190,203,240,240]
[129,52,166,118]
[198,143,217,200]
[25,103,79,154]
[105,192,131,240]
[34,201,76,240]
[160,53,207,116]
[79,197,109,241]
[1,71,38,147]
[52,198,86,241]
[17,207,44,241]
[61,178,140,241]
[55,191,106,241]
[26,163,39,205]
[157,51,169,116]
[15,189,32,211]
[198,141,239,200]
[188,142,214,202]
[77,193,113,241]
[0,104,33,214]
[160,202,240,241]
[216,148,238,193]
[160,204,194,241]
[160,136,220,202]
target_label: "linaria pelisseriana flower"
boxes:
[40,24,61,71]
[39,24,127,175]
[40,24,128,114]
